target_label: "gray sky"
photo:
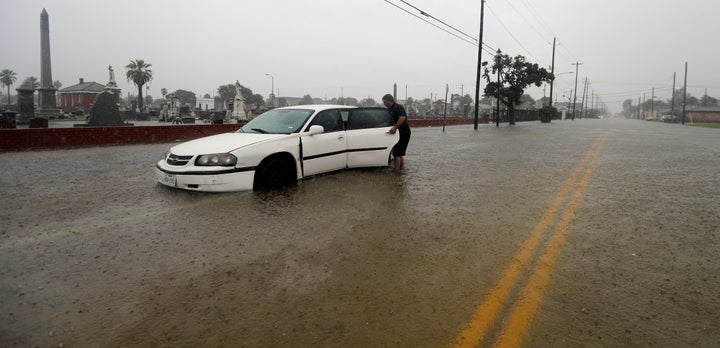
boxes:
[2,0,718,112]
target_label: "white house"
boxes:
[197,97,215,111]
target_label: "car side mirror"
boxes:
[308,125,324,135]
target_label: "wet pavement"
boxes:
[1,119,719,347]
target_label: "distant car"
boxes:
[156,105,399,192]
[661,114,680,123]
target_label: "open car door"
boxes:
[345,108,399,168]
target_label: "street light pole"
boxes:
[571,62,582,120]
[474,0,485,130]
[265,73,274,106]
[549,37,556,107]
[495,49,502,127]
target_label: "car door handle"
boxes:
[337,135,345,140]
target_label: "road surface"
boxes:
[1,119,718,347]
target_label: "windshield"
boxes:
[238,108,314,134]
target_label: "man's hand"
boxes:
[388,126,398,134]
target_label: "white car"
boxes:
[156,104,399,192]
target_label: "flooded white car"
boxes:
[156,105,399,192]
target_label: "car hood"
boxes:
[169,132,288,155]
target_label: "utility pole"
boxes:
[474,0,485,130]
[651,87,655,119]
[571,62,582,120]
[682,62,688,125]
[549,37,556,107]
[460,84,464,117]
[637,96,641,119]
[443,84,448,132]
[670,72,676,114]
[580,77,588,119]
[642,93,646,120]
[495,49,502,127]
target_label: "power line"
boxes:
[384,0,497,53]
[383,0,477,46]
[516,0,556,39]
[398,0,478,43]
[485,3,546,65]
[503,0,550,45]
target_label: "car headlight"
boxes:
[195,153,237,166]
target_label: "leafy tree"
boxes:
[161,88,167,99]
[20,76,39,89]
[700,94,718,107]
[537,96,551,106]
[53,80,62,90]
[125,59,153,110]
[623,99,633,110]
[245,93,265,109]
[359,97,378,107]
[519,94,536,108]
[482,53,553,125]
[673,88,699,107]
[1,69,17,105]
[216,84,235,108]
[299,94,313,105]
[215,83,265,110]
[173,89,196,107]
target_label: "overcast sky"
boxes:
[2,0,718,112]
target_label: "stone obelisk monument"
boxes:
[37,8,60,117]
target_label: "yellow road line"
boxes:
[453,136,606,348]
[493,135,605,347]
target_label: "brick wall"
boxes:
[0,124,242,150]
[0,118,476,150]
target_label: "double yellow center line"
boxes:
[454,134,607,348]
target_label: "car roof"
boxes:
[275,104,357,112]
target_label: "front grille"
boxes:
[167,154,194,166]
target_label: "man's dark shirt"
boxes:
[387,102,411,134]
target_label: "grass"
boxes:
[686,123,720,128]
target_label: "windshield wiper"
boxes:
[251,128,269,134]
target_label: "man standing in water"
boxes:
[382,94,411,170]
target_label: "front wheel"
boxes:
[253,157,295,191]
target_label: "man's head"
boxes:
[382,94,395,108]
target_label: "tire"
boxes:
[254,157,295,191]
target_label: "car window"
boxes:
[238,108,314,134]
[340,110,350,122]
[347,108,394,130]
[306,109,343,132]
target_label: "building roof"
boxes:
[59,82,105,93]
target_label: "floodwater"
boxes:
[1,119,719,347]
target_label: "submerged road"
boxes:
[1,119,719,347]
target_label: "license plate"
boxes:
[162,173,177,187]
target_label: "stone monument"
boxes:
[104,65,121,101]
[75,91,132,127]
[232,80,247,120]
[16,87,36,125]
[36,9,60,118]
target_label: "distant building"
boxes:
[58,78,105,113]
[686,107,720,123]
[196,97,215,111]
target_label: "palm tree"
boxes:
[125,59,153,111]
[20,76,40,89]
[1,69,17,105]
